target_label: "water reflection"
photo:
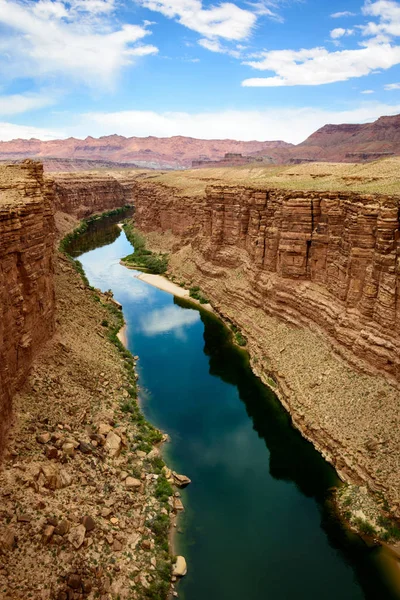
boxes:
[141,305,200,337]
[72,217,400,600]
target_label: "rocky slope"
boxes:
[0,161,55,459]
[0,162,185,599]
[130,178,400,518]
[283,114,400,163]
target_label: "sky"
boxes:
[0,0,400,143]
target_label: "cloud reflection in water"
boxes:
[141,305,200,338]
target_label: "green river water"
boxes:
[68,214,400,600]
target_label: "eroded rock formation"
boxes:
[0,164,135,457]
[0,161,55,456]
[131,180,400,516]
[134,182,400,382]
[52,172,136,219]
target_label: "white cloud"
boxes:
[361,0,400,38]
[361,89,375,93]
[0,122,64,141]
[0,93,56,116]
[385,82,400,89]
[331,11,356,18]
[330,27,354,39]
[245,0,284,22]
[76,103,400,144]
[242,41,400,87]
[0,0,158,86]
[137,0,256,40]
[243,1,400,87]
[198,38,241,57]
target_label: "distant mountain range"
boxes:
[0,114,399,170]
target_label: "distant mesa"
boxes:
[0,113,399,169]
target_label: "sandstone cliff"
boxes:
[131,179,400,517]
[0,165,136,457]
[0,161,55,457]
[52,171,136,219]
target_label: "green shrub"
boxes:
[154,474,173,504]
[122,223,168,274]
[189,286,209,304]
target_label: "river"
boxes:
[67,214,400,600]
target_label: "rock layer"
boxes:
[134,182,400,382]
[0,165,136,457]
[0,161,55,457]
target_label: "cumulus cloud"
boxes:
[385,82,400,88]
[242,43,400,86]
[137,0,256,40]
[242,0,400,87]
[76,102,400,144]
[0,0,158,86]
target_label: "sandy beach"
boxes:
[117,323,128,346]
[136,272,214,313]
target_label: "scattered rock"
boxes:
[172,556,187,577]
[45,446,59,459]
[98,423,112,436]
[105,431,122,458]
[113,539,123,552]
[172,472,191,488]
[62,443,75,457]
[82,515,96,532]
[42,525,55,544]
[173,498,184,512]
[37,432,51,444]
[0,527,16,551]
[17,513,31,523]
[41,464,72,490]
[68,525,86,549]
[67,574,82,589]
[125,477,141,490]
[78,441,92,454]
[55,520,70,536]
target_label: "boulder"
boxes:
[172,556,187,577]
[125,477,141,490]
[105,431,122,458]
[68,525,86,549]
[172,471,191,488]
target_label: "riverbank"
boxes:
[134,227,400,537]
[0,222,179,600]
[136,273,214,314]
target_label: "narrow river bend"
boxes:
[68,215,400,600]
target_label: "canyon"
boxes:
[1,159,400,598]
[0,162,179,600]
[126,170,400,521]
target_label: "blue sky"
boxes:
[0,0,400,143]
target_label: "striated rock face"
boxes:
[133,181,400,514]
[52,172,136,219]
[0,161,55,456]
[0,165,137,458]
[134,182,400,383]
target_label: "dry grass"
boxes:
[138,156,400,197]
